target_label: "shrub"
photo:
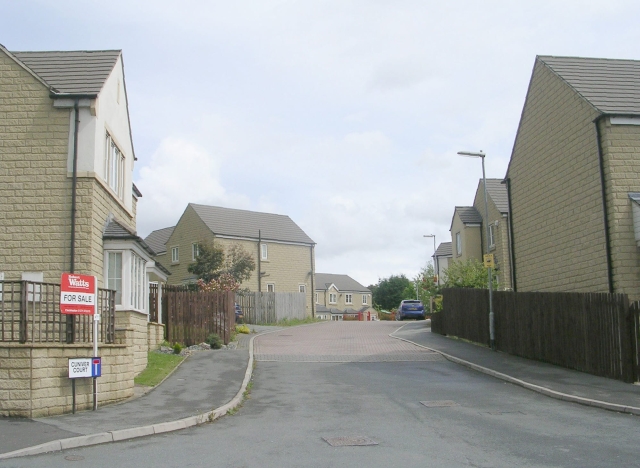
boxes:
[206,333,223,349]
[236,324,250,334]
[172,342,183,354]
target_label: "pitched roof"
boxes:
[433,242,452,258]
[315,273,370,293]
[190,204,314,245]
[478,178,509,214]
[10,49,121,96]
[539,55,640,115]
[103,219,156,257]
[455,206,483,225]
[143,226,176,255]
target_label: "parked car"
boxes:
[235,303,244,323]
[395,300,425,320]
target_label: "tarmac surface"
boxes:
[1,320,639,460]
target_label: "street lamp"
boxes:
[423,234,436,281]
[456,150,495,351]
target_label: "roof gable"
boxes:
[315,273,370,293]
[539,55,640,115]
[434,242,452,258]
[11,49,120,96]
[474,178,509,214]
[190,204,314,245]
[143,226,176,255]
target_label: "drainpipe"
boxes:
[594,115,615,294]
[257,230,262,292]
[70,99,80,274]
[310,245,315,318]
[67,99,80,343]
[503,178,517,292]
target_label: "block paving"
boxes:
[254,322,444,362]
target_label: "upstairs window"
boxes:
[489,224,496,249]
[362,295,368,305]
[171,246,179,263]
[345,294,353,304]
[192,243,200,261]
[456,232,462,256]
[261,243,268,260]
[329,293,337,304]
[105,132,125,199]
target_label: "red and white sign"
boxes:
[60,273,96,315]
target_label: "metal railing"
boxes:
[0,281,116,344]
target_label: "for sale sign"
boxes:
[60,273,96,315]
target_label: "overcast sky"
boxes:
[3,1,640,286]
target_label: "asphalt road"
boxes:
[3,322,638,468]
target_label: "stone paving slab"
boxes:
[254,321,441,362]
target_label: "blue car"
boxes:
[235,303,244,323]
[395,300,425,321]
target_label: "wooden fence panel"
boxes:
[163,286,233,347]
[235,292,306,324]
[437,288,636,382]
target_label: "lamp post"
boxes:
[423,234,436,281]
[457,150,495,351]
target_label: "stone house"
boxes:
[505,55,640,297]
[314,273,374,320]
[432,242,452,287]
[448,179,513,290]
[144,203,316,315]
[0,46,166,416]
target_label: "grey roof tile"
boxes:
[143,226,176,255]
[539,55,640,115]
[434,242,452,258]
[315,273,370,293]
[455,206,483,225]
[482,178,509,214]
[11,50,120,95]
[103,219,156,257]
[190,204,314,245]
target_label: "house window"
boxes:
[489,224,496,249]
[329,293,337,304]
[299,284,306,293]
[192,243,200,261]
[105,132,125,199]
[171,246,179,263]
[456,232,462,256]
[362,295,368,305]
[345,294,352,304]
[267,283,275,292]
[130,252,146,311]
[107,252,123,305]
[315,293,319,303]
[261,243,268,260]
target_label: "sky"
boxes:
[2,1,640,287]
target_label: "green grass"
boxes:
[134,352,185,387]
[276,317,321,326]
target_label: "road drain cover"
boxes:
[421,400,458,408]
[323,436,378,447]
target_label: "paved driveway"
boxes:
[254,321,444,362]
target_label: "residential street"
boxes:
[2,322,638,468]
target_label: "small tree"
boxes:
[371,274,412,311]
[443,259,496,289]
[188,241,256,285]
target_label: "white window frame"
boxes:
[105,132,125,199]
[489,224,496,249]
[315,293,319,304]
[345,294,353,304]
[299,284,306,293]
[267,283,275,292]
[456,232,462,256]
[192,243,200,261]
[106,251,123,305]
[171,246,179,263]
[362,294,368,305]
[130,251,146,311]
[261,243,268,260]
[329,293,337,304]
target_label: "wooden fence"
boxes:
[433,288,639,383]
[152,285,235,346]
[0,281,115,344]
[235,292,306,324]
